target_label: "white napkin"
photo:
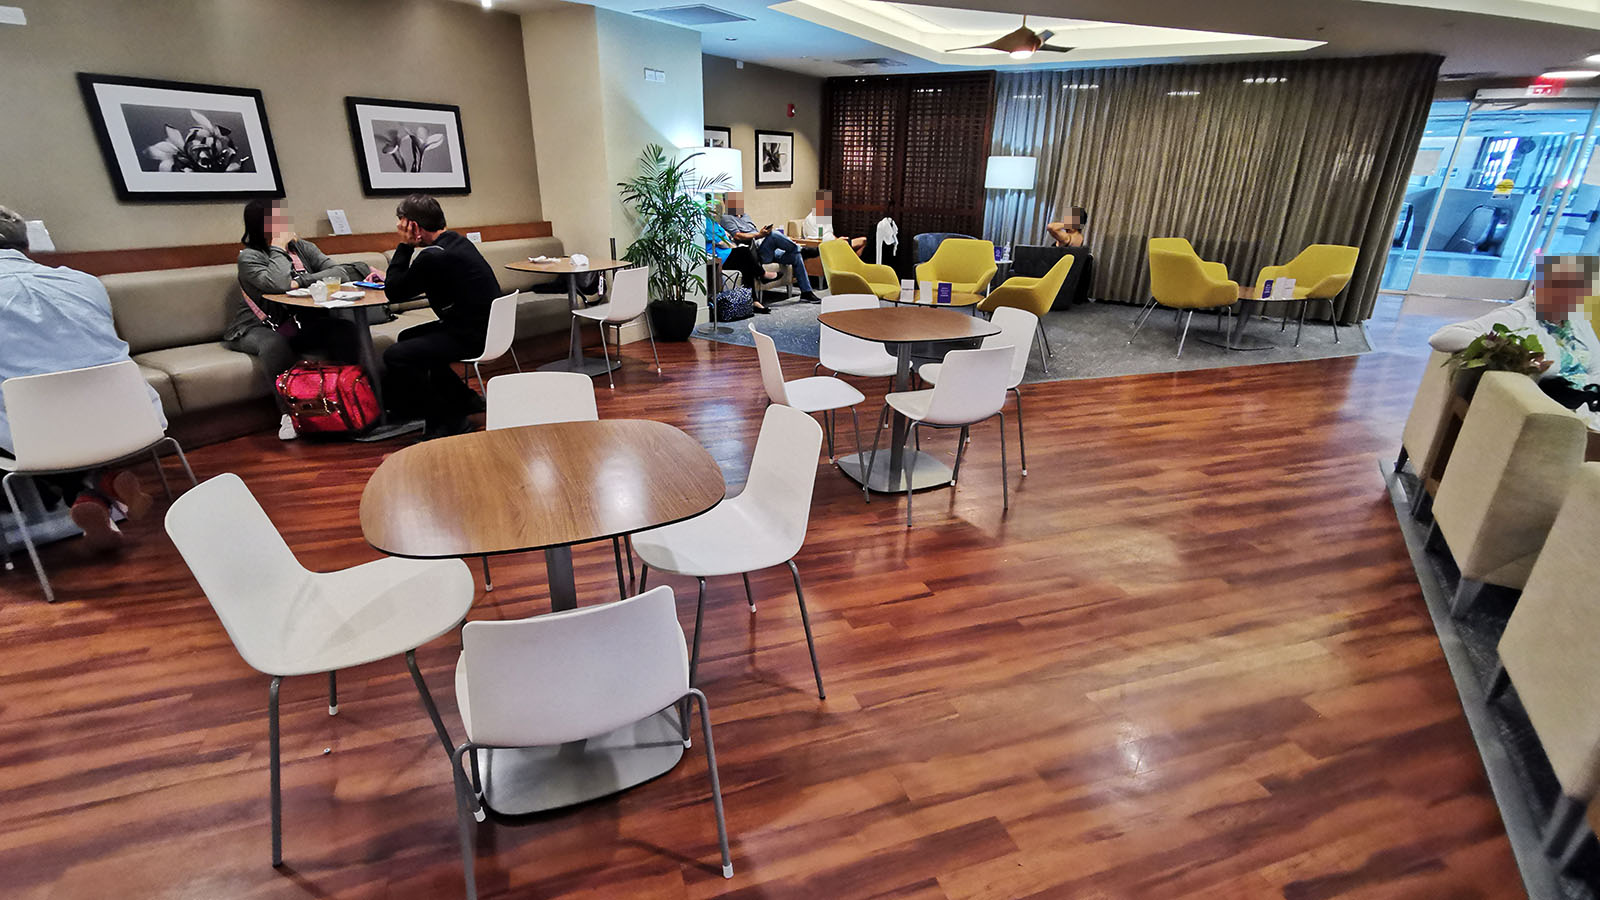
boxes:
[320,299,356,308]
[286,288,312,297]
[331,290,364,300]
[570,253,590,267]
[529,255,555,262]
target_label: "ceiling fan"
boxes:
[951,15,1073,60]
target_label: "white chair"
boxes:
[1,360,196,603]
[752,323,864,463]
[868,345,1013,527]
[482,371,632,598]
[460,291,522,392]
[571,266,661,389]
[917,307,1037,476]
[816,294,897,379]
[449,586,732,898]
[632,405,827,700]
[164,473,473,868]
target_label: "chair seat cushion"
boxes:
[139,364,181,417]
[885,388,934,422]
[632,500,801,578]
[784,377,865,414]
[134,344,271,413]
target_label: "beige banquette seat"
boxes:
[1395,350,1474,513]
[101,237,566,423]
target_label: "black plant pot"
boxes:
[648,300,699,342]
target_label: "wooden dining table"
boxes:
[359,418,725,814]
[504,257,633,377]
[819,306,999,493]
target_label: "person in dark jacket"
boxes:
[382,193,502,438]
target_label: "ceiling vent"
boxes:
[840,57,908,68]
[637,5,753,26]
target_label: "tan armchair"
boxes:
[1395,351,1478,517]
[1431,371,1589,616]
[1493,463,1600,868]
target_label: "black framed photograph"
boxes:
[345,97,471,196]
[704,126,731,148]
[754,129,794,186]
[77,73,283,202]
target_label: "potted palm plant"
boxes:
[617,144,730,341]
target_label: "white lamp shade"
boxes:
[985,156,1037,190]
[681,145,743,193]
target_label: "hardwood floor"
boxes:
[0,309,1524,899]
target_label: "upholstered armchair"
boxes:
[1132,241,1238,358]
[914,238,997,294]
[976,255,1075,372]
[1254,244,1360,345]
[819,238,900,299]
[1432,371,1589,617]
[1395,351,1478,518]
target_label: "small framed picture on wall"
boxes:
[754,129,794,186]
[704,126,732,148]
[77,72,284,201]
[345,97,471,196]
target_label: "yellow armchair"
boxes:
[1149,237,1229,283]
[915,238,997,294]
[1134,243,1239,357]
[1254,243,1358,345]
[978,254,1074,318]
[820,238,900,300]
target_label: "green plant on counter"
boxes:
[1445,323,1546,376]
[617,143,730,306]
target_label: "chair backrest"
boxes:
[164,473,310,675]
[472,291,521,362]
[913,232,976,264]
[819,294,889,364]
[3,360,166,471]
[750,325,790,406]
[985,307,1038,388]
[928,238,996,278]
[922,345,1013,425]
[1148,237,1198,258]
[460,585,689,746]
[818,238,863,278]
[1147,248,1207,304]
[737,404,824,556]
[1036,253,1076,297]
[1286,244,1359,297]
[485,372,598,429]
[605,266,651,322]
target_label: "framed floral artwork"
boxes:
[345,97,471,196]
[754,129,794,186]
[77,73,284,201]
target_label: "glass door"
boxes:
[1388,94,1600,300]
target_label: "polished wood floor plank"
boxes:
[0,310,1526,898]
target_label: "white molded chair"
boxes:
[816,294,897,379]
[460,291,522,392]
[752,324,864,463]
[449,586,732,898]
[164,473,473,868]
[2,360,196,602]
[917,307,1037,476]
[572,267,661,389]
[869,345,1013,526]
[632,405,827,699]
[482,371,632,597]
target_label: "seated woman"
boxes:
[707,214,774,313]
[230,198,373,439]
[1429,254,1600,410]
[1045,207,1089,248]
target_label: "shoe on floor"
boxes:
[799,292,822,303]
[278,414,298,441]
[754,303,772,314]
[106,470,153,520]
[421,416,474,441]
[70,496,122,551]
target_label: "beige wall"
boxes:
[0,0,541,251]
[522,5,611,256]
[702,56,823,230]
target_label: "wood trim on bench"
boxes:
[31,221,555,276]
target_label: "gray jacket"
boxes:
[229,240,371,340]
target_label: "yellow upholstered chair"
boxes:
[915,238,998,294]
[819,239,899,300]
[1134,242,1238,357]
[1254,244,1359,346]
[977,254,1075,372]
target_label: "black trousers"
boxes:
[1539,378,1600,411]
[382,320,483,427]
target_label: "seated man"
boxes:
[1046,207,1089,248]
[720,208,822,303]
[382,194,503,439]
[0,205,161,547]
[1429,254,1600,410]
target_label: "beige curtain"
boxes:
[985,54,1441,322]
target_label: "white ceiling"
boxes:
[473,0,1600,79]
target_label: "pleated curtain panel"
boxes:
[985,54,1441,322]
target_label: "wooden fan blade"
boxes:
[951,39,1009,52]
[1039,43,1074,53]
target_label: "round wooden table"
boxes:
[504,257,633,376]
[265,289,421,441]
[819,307,999,493]
[360,418,725,814]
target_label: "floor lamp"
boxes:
[984,155,1037,254]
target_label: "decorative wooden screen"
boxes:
[823,72,996,248]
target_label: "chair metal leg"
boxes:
[472,362,484,394]
[742,572,755,612]
[510,347,523,373]
[689,689,735,878]
[152,447,173,499]
[1423,521,1444,553]
[997,412,1010,511]
[626,535,636,592]
[1394,446,1409,474]
[269,675,283,867]
[1557,819,1593,874]
[950,425,970,486]
[904,423,918,527]
[1128,298,1159,344]
[2,473,52,603]
[165,437,198,488]
[645,313,662,375]
[1294,300,1308,348]
[865,403,889,503]
[1487,662,1511,703]
[613,537,628,599]
[1175,310,1195,358]
[450,743,481,900]
[480,556,492,592]
[786,560,825,699]
[1546,794,1586,855]
[1010,387,1027,476]
[328,671,338,716]
[639,562,650,591]
[405,649,455,758]
[1033,328,1050,374]
[1040,326,1054,358]
[821,409,835,461]
[689,577,707,684]
[598,321,615,390]
[849,406,863,477]
[1328,299,1341,344]
[1449,577,1486,619]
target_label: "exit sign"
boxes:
[1528,80,1563,97]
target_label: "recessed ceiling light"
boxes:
[725,36,737,41]
[1586,54,1600,65]
[480,0,492,8]
[1542,69,1600,80]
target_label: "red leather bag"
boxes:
[274,363,379,436]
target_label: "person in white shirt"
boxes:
[0,205,164,548]
[1428,254,1600,410]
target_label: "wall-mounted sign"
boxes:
[1528,81,1562,97]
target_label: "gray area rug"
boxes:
[694,294,1369,383]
